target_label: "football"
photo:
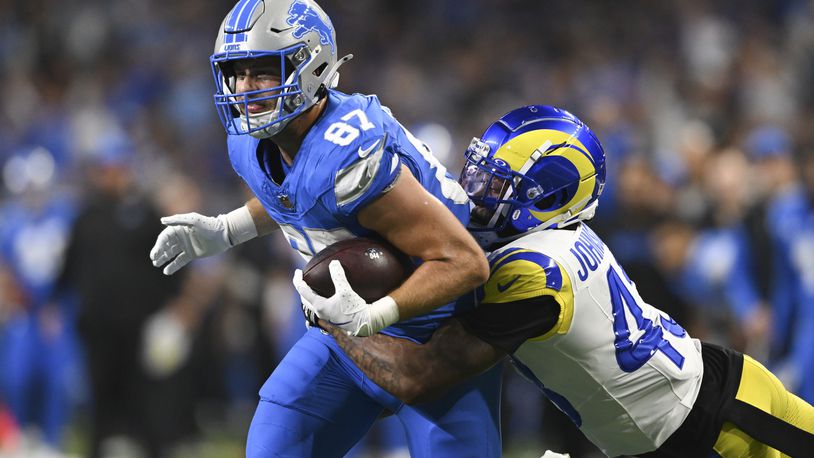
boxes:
[302,237,413,302]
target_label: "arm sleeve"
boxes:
[457,246,574,354]
[457,296,560,354]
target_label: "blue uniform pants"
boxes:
[0,312,79,446]
[246,327,502,457]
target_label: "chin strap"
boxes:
[536,198,599,231]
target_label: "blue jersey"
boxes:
[228,89,471,341]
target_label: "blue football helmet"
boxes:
[210,0,353,138]
[459,105,606,248]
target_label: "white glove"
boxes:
[150,206,257,275]
[293,260,400,336]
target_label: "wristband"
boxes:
[367,295,400,335]
[222,205,258,246]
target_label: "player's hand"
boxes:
[292,260,399,336]
[150,212,232,275]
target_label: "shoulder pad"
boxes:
[483,247,566,304]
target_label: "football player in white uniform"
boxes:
[304,105,814,457]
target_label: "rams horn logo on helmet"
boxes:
[286,0,335,54]
[459,105,606,249]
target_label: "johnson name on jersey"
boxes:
[484,224,704,457]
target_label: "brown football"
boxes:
[302,238,413,302]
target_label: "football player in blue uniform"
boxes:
[0,148,78,450]
[149,0,501,456]
[309,106,814,457]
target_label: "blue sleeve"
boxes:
[326,135,402,218]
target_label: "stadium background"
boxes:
[1,0,814,456]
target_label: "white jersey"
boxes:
[482,224,703,457]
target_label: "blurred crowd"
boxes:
[1,0,814,456]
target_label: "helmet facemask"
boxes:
[210,0,353,138]
[460,132,603,250]
[211,45,315,138]
[460,137,547,248]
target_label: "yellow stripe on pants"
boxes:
[712,355,814,457]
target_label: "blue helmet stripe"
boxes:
[224,0,262,44]
[225,0,254,31]
[238,0,263,29]
[223,0,248,43]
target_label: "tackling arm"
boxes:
[320,317,507,404]
[312,283,561,401]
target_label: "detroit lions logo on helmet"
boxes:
[286,0,335,54]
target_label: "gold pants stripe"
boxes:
[712,355,814,457]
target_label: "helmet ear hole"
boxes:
[312,62,328,77]
[534,193,558,211]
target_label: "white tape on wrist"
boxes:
[223,205,258,246]
[368,295,400,334]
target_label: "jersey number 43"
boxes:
[607,264,687,372]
